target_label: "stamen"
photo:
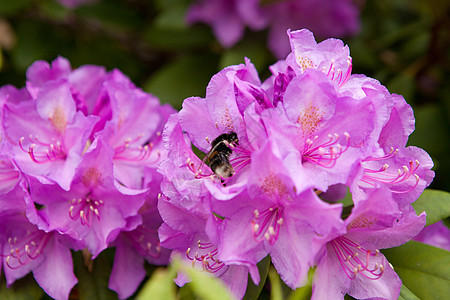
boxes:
[114,135,160,163]
[19,135,66,164]
[68,196,104,226]
[302,132,350,168]
[251,205,284,245]
[330,236,384,280]
[185,240,227,274]
[5,231,51,270]
[323,57,353,87]
[125,225,162,258]
[361,152,421,193]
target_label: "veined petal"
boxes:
[33,236,77,300]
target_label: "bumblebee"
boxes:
[203,131,239,180]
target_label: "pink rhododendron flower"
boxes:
[157,29,434,298]
[0,56,174,299]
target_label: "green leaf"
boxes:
[39,0,70,21]
[383,241,450,300]
[137,267,177,300]
[0,0,31,15]
[387,73,415,104]
[412,189,450,226]
[408,104,449,158]
[0,274,43,300]
[143,25,213,50]
[73,250,118,300]
[242,255,271,300]
[76,0,143,32]
[219,37,272,74]
[172,257,234,300]
[268,266,283,300]
[154,0,189,11]
[398,284,420,300]
[143,54,218,110]
[288,268,314,300]
[153,1,189,30]
[11,21,54,71]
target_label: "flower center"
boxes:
[186,240,227,274]
[252,205,284,245]
[113,134,160,163]
[50,105,68,133]
[5,231,51,269]
[360,148,420,193]
[330,236,384,280]
[19,135,66,164]
[69,196,104,226]
[322,57,353,87]
[302,132,350,168]
[297,103,324,137]
[126,225,161,258]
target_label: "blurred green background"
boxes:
[0,0,449,189]
[0,0,449,299]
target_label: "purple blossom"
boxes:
[3,80,99,190]
[108,171,171,299]
[157,115,261,298]
[93,69,174,189]
[157,28,435,298]
[211,141,345,289]
[312,188,426,300]
[0,26,438,300]
[413,221,450,251]
[187,0,267,48]
[187,0,360,58]
[27,137,148,257]
[0,185,82,300]
[0,56,173,299]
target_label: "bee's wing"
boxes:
[199,142,222,170]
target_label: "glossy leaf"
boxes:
[398,284,420,300]
[412,189,450,226]
[383,241,450,300]
[172,258,234,300]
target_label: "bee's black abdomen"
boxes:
[205,131,239,180]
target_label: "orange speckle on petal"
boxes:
[347,215,377,231]
[297,103,323,136]
[82,167,102,188]
[297,56,314,72]
[50,105,67,133]
[261,173,290,200]
[219,107,234,130]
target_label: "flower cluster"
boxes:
[158,29,435,299]
[0,57,175,299]
[187,0,360,58]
